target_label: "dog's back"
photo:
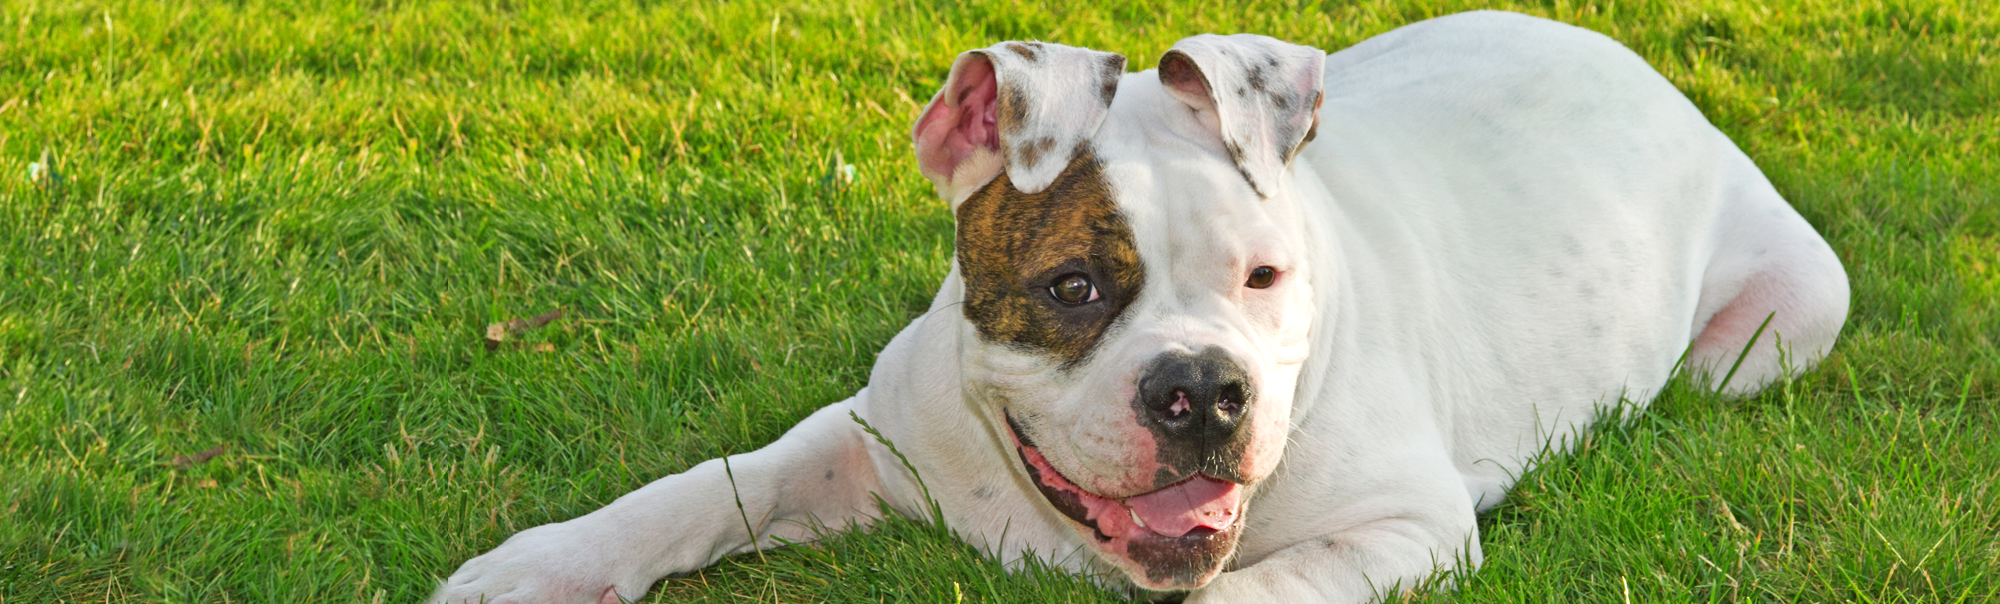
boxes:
[1293,11,1848,511]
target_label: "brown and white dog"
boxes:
[433,11,1848,603]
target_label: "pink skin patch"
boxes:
[912,58,1000,183]
[1168,390,1190,417]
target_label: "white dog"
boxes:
[433,11,1847,603]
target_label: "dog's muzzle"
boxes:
[1005,412,1244,589]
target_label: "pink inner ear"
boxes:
[1158,53,1215,111]
[915,57,1002,183]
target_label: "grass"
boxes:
[0,0,1993,601]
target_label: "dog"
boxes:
[432,11,1848,603]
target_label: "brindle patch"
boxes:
[1244,64,1269,98]
[956,151,1144,367]
[1005,41,1042,61]
[1098,56,1125,105]
[998,85,1030,137]
[1015,136,1058,173]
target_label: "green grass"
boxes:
[0,0,1993,602]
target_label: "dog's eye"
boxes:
[1246,266,1277,289]
[1049,273,1100,305]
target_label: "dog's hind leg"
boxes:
[1686,150,1849,397]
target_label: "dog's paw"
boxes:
[429,521,654,604]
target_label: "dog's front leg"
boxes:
[1190,451,1482,604]
[1193,520,1482,603]
[431,396,887,604]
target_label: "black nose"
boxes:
[1137,347,1254,448]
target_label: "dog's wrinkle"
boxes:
[1019,413,1121,495]
[1016,446,1107,539]
[1056,424,1128,494]
[968,345,1059,378]
[1003,411,1040,449]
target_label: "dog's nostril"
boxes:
[1170,391,1190,416]
[1217,383,1246,414]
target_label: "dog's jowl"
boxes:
[433,11,1849,603]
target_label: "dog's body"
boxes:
[434,12,1847,603]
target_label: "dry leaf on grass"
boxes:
[485,308,564,352]
[171,444,227,469]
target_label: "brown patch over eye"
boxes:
[956,151,1144,367]
[1246,266,1276,289]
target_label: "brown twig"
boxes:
[484,308,565,352]
[171,444,227,469]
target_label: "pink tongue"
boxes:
[1124,477,1241,538]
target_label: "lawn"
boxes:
[0,0,1994,602]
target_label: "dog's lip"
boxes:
[1002,412,1243,541]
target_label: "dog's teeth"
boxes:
[1129,509,1147,528]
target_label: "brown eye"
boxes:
[1049,273,1099,305]
[1246,266,1277,289]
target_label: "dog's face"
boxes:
[913,37,1326,590]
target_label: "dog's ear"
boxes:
[913,41,1127,206]
[1159,34,1325,199]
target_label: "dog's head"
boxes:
[912,37,1325,590]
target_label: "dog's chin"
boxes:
[1005,422,1244,591]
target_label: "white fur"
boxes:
[431,11,1846,603]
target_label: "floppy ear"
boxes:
[1158,34,1325,198]
[912,41,1127,206]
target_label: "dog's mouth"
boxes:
[1004,412,1242,590]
